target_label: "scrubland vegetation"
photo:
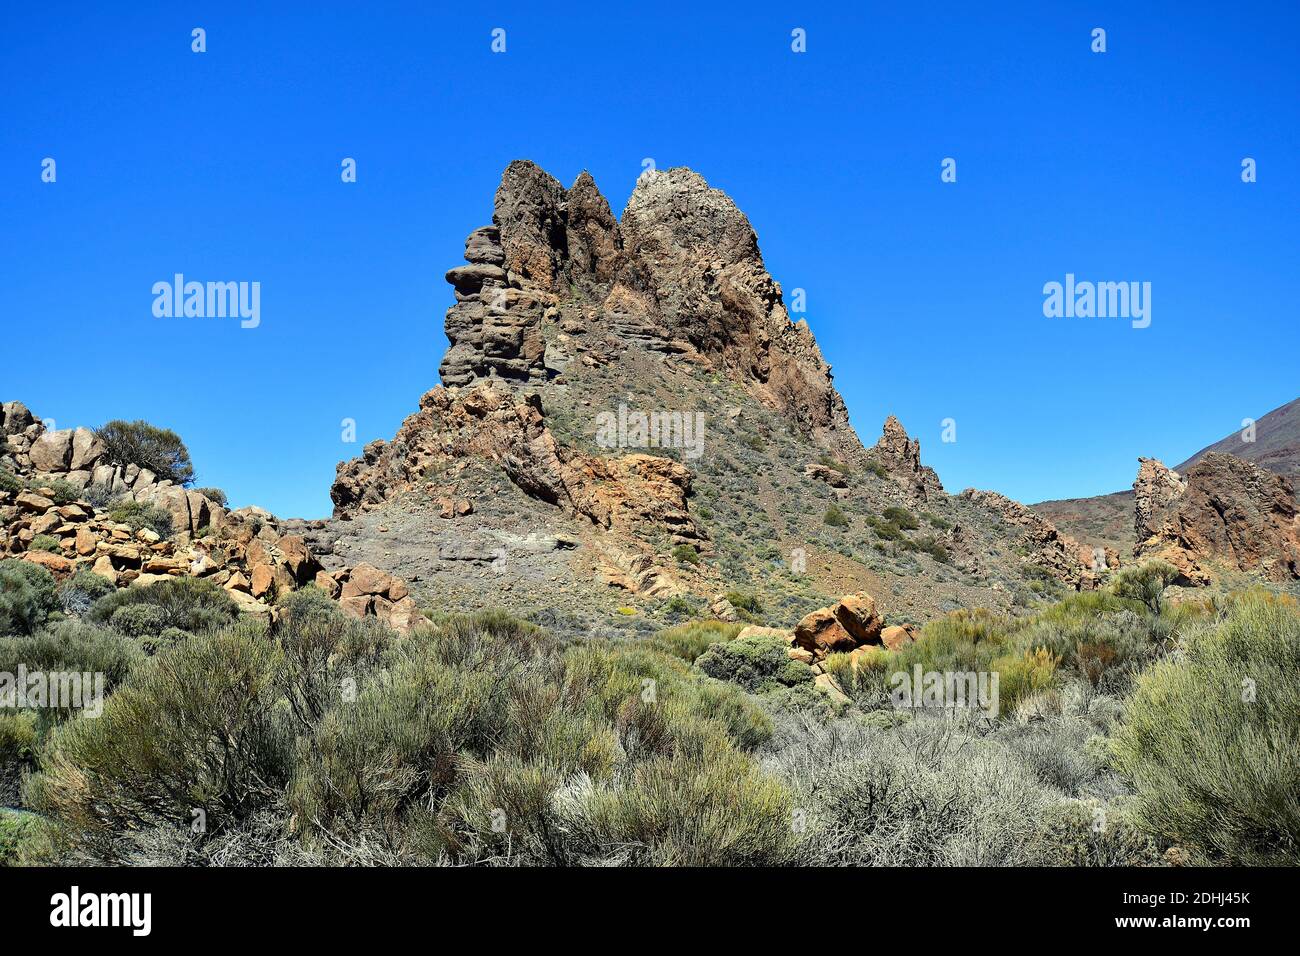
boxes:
[1,558,1296,867]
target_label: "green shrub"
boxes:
[1111,591,1300,864]
[1111,559,1180,615]
[27,534,62,554]
[57,569,117,616]
[823,504,849,528]
[695,630,811,694]
[89,576,239,637]
[866,515,903,540]
[0,810,46,867]
[0,711,37,766]
[29,622,292,843]
[0,559,60,636]
[109,603,168,638]
[725,591,762,615]
[671,544,700,566]
[775,717,1052,865]
[36,479,81,507]
[882,506,919,530]
[0,468,22,495]
[560,739,799,865]
[913,534,950,564]
[107,500,174,540]
[80,481,124,511]
[650,620,743,662]
[96,419,195,486]
[0,620,143,692]
[1028,798,1162,866]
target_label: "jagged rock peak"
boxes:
[438,159,859,449]
[873,416,944,500]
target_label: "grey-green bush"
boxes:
[1111,591,1300,865]
[0,559,60,636]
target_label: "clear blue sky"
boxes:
[3,2,1296,517]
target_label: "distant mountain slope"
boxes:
[1033,396,1299,558]
[1031,490,1134,558]
[1175,397,1300,481]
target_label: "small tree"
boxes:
[1111,559,1180,615]
[95,419,195,486]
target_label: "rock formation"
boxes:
[1133,452,1300,582]
[436,161,859,449]
[873,416,944,501]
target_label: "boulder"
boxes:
[795,592,885,657]
[68,428,105,471]
[794,607,855,656]
[15,491,54,512]
[20,550,73,576]
[29,430,73,472]
[833,593,883,644]
[880,624,917,651]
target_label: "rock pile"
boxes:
[2,403,421,632]
[1,402,223,540]
[733,592,918,707]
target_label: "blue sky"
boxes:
[2,2,1296,517]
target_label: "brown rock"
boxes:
[75,527,97,556]
[20,550,73,575]
[880,624,916,651]
[68,428,105,471]
[15,491,54,512]
[29,430,73,472]
[250,563,276,599]
[313,569,342,599]
[344,562,394,597]
[278,534,322,583]
[834,593,883,644]
[794,607,855,656]
[804,462,848,488]
[339,595,372,619]
[90,555,117,582]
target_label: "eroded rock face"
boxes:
[1133,452,1299,581]
[331,382,703,547]
[873,416,944,501]
[615,167,854,441]
[1133,457,1187,542]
